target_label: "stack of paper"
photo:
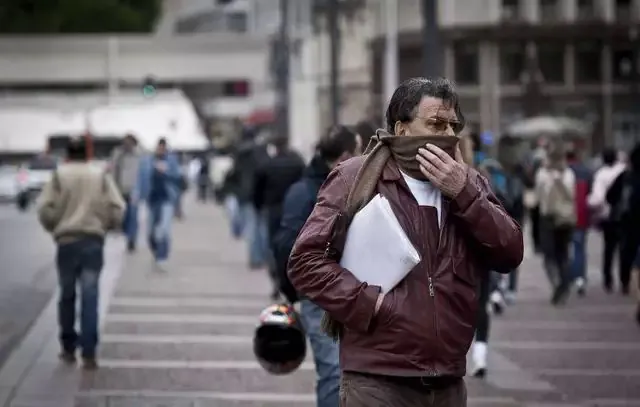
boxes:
[340,194,421,293]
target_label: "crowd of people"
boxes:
[32,75,640,406]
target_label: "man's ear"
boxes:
[394,121,405,136]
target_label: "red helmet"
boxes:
[253,303,307,375]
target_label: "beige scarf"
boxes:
[321,129,460,340]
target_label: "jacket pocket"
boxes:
[451,259,477,288]
[373,289,396,328]
[449,257,478,326]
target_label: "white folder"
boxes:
[340,194,421,293]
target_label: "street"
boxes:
[0,200,639,407]
[0,204,56,368]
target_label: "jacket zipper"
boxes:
[429,206,448,377]
[323,212,343,260]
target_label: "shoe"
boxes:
[127,241,136,253]
[155,260,168,272]
[621,285,630,296]
[635,303,640,326]
[82,356,98,371]
[551,283,570,306]
[603,281,613,294]
[58,350,76,365]
[575,277,586,297]
[490,291,505,315]
[471,341,487,379]
[504,291,516,305]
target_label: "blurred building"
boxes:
[366,0,640,152]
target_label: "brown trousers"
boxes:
[340,372,467,407]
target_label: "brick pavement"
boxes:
[2,198,639,407]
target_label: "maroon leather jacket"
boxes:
[288,156,523,378]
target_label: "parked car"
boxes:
[16,155,58,211]
[0,166,19,203]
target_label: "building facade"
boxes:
[367,0,640,152]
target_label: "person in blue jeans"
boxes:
[135,138,182,270]
[567,150,593,296]
[110,134,143,252]
[273,125,362,407]
[37,137,125,369]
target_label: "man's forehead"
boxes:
[417,96,457,119]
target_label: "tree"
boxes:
[0,0,161,33]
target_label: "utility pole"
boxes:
[383,0,399,121]
[421,0,443,77]
[274,0,290,141]
[328,0,340,126]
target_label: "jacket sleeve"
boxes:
[167,154,182,183]
[102,174,126,230]
[287,167,381,333]
[272,182,313,303]
[450,169,524,271]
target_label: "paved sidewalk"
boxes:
[1,198,639,407]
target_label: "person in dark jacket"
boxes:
[273,125,361,407]
[231,136,271,268]
[607,142,640,296]
[253,136,305,299]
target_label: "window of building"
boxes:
[574,41,602,83]
[501,0,522,21]
[453,42,479,84]
[577,0,597,20]
[615,0,632,21]
[537,42,565,83]
[611,46,636,82]
[225,11,247,33]
[222,80,250,97]
[500,42,526,84]
[540,0,560,22]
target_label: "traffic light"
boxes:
[142,76,157,97]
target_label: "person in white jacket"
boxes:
[535,146,576,305]
[587,148,626,292]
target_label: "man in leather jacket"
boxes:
[288,77,524,407]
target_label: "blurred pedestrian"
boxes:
[588,148,626,293]
[353,120,377,148]
[472,156,524,377]
[136,138,182,271]
[174,154,188,220]
[231,134,270,269]
[288,78,523,406]
[253,135,305,300]
[536,143,576,305]
[110,133,142,252]
[37,137,125,370]
[197,153,211,202]
[606,143,640,296]
[273,125,361,407]
[566,150,592,296]
[525,138,549,254]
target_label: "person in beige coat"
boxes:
[37,138,125,370]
